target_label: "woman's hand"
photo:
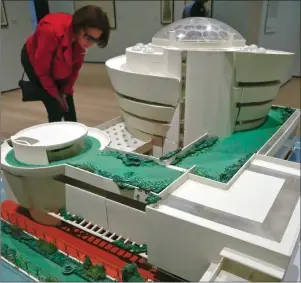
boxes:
[57,94,69,112]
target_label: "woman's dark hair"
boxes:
[72,5,110,48]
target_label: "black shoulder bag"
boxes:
[18,72,43,102]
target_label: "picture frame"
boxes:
[161,0,174,25]
[264,0,278,34]
[73,0,116,30]
[206,0,213,18]
[1,0,8,28]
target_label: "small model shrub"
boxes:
[122,263,144,282]
[145,193,161,205]
[6,248,17,263]
[58,208,68,218]
[83,255,92,270]
[1,223,11,234]
[10,224,22,237]
[58,208,84,223]
[73,215,84,223]
[37,239,57,255]
[113,240,147,254]
[1,244,9,254]
[44,276,57,282]
[86,264,106,280]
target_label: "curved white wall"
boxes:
[116,93,175,122]
[106,56,181,106]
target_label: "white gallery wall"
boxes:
[1,1,33,92]
[258,0,300,78]
[1,0,299,92]
[213,0,300,82]
[48,0,185,62]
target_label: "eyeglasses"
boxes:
[84,32,99,43]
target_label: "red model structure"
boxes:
[1,200,157,281]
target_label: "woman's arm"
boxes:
[32,23,61,99]
[60,58,84,96]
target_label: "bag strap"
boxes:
[21,71,25,81]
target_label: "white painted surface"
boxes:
[237,102,273,121]
[220,247,285,279]
[215,270,246,282]
[106,199,147,244]
[0,126,110,175]
[165,104,180,149]
[12,144,49,166]
[96,117,151,152]
[85,127,111,150]
[121,110,170,137]
[235,117,266,132]
[252,159,300,177]
[106,55,181,107]
[116,93,175,122]
[235,52,294,83]
[172,170,284,222]
[184,51,234,142]
[65,165,122,196]
[284,242,300,282]
[12,122,88,149]
[237,83,280,103]
[65,184,109,230]
[126,47,164,75]
[2,172,65,211]
[1,141,65,177]
[158,168,192,199]
[2,172,29,206]
[146,205,291,282]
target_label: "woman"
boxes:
[20,5,110,122]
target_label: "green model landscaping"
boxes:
[172,107,295,182]
[5,107,295,187]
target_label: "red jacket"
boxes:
[26,13,86,98]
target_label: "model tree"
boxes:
[44,276,57,282]
[122,263,144,282]
[83,255,92,270]
[37,239,57,255]
[10,224,22,237]
[87,264,106,280]
[1,244,9,256]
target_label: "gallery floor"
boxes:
[1,63,300,140]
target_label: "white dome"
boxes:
[152,17,246,49]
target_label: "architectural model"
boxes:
[1,18,300,282]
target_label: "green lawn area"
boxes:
[174,107,295,182]
[2,232,85,282]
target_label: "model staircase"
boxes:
[48,210,148,258]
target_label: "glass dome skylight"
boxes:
[152,17,246,49]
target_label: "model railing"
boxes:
[1,249,59,282]
[1,209,156,281]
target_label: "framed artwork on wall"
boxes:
[205,0,213,17]
[73,0,116,29]
[161,0,174,25]
[1,0,8,28]
[264,0,278,34]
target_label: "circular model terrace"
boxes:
[11,122,89,166]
